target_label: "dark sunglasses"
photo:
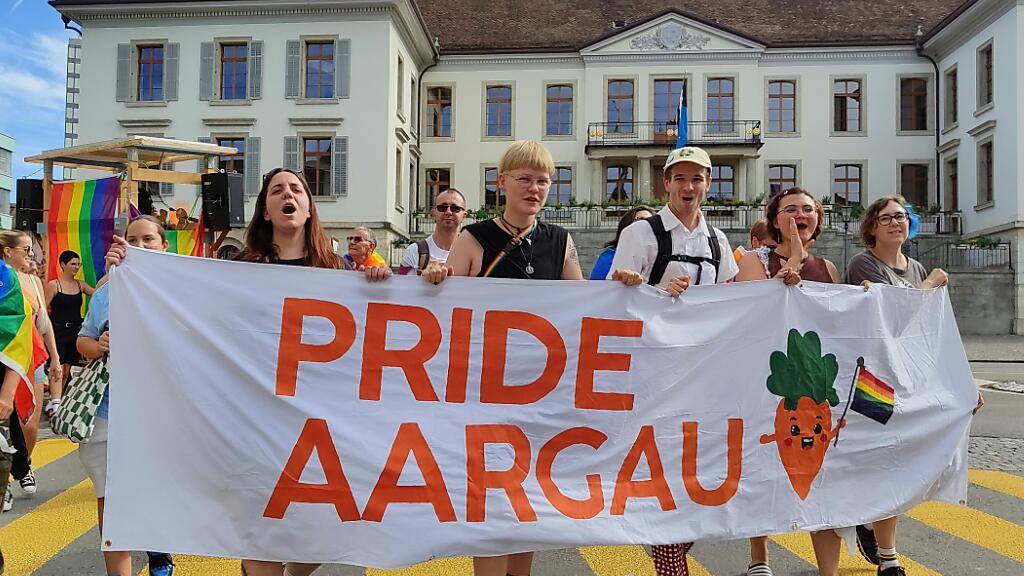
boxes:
[346,236,370,243]
[434,204,465,214]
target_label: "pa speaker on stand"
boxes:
[200,172,245,231]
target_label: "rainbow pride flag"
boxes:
[851,366,895,425]
[0,263,39,424]
[166,218,205,257]
[46,177,120,286]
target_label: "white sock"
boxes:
[878,546,899,570]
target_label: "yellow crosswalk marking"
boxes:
[32,437,78,469]
[367,557,473,575]
[0,479,97,574]
[969,469,1024,500]
[907,501,1024,563]
[769,531,942,575]
[138,556,240,575]
[580,545,711,576]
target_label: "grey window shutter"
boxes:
[159,162,174,196]
[199,42,215,101]
[335,39,350,99]
[248,40,263,100]
[116,43,131,102]
[196,136,213,174]
[285,40,301,98]
[245,136,261,195]
[283,136,299,170]
[164,43,180,101]
[332,136,348,196]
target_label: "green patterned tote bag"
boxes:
[51,356,109,443]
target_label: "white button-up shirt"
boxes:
[606,205,739,289]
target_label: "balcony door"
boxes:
[654,79,687,144]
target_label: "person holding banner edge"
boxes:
[106,169,388,576]
[423,140,584,576]
[734,188,839,576]
[840,195,957,576]
[603,146,738,576]
[78,216,176,576]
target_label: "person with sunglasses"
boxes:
[397,188,467,275]
[342,227,388,271]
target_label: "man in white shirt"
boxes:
[398,188,467,275]
[607,146,739,294]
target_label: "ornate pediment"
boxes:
[629,23,711,51]
[582,13,764,57]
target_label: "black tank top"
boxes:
[466,219,568,280]
[49,279,83,327]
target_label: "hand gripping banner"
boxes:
[104,248,975,568]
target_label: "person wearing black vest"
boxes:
[422,140,583,576]
[607,146,738,295]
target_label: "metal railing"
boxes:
[587,120,762,147]
[409,205,963,236]
[908,241,1012,271]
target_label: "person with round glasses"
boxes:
[398,188,467,275]
[839,195,954,576]
[845,196,947,289]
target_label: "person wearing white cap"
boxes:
[606,146,737,576]
[606,146,738,295]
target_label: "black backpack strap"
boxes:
[705,221,722,283]
[646,215,673,286]
[415,239,430,272]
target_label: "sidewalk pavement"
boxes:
[961,334,1024,362]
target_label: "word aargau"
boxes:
[104,248,976,568]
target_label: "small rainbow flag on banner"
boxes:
[850,365,895,425]
[0,263,40,425]
[46,177,120,286]
[166,218,205,257]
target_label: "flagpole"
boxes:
[833,356,864,446]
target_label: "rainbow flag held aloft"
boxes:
[166,218,205,257]
[46,177,120,286]
[851,365,895,425]
[0,263,39,425]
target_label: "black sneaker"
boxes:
[856,524,880,565]
[878,566,906,576]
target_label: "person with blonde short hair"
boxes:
[421,140,584,576]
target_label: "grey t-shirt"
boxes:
[844,250,928,288]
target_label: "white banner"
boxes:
[105,248,975,568]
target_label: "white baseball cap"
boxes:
[664,146,712,171]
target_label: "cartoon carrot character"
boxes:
[760,329,845,500]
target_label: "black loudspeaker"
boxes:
[201,172,245,230]
[15,179,43,232]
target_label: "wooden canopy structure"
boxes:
[24,136,238,214]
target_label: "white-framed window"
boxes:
[831,76,865,135]
[397,53,405,120]
[544,82,575,138]
[766,78,797,135]
[897,74,932,133]
[284,37,350,101]
[200,39,263,102]
[549,166,573,206]
[424,84,454,139]
[605,77,636,133]
[709,164,735,200]
[897,161,930,209]
[976,138,993,208]
[484,83,514,139]
[115,40,179,104]
[832,161,866,205]
[976,40,993,113]
[767,163,799,196]
[0,148,11,175]
[706,75,736,133]
[605,163,635,203]
[943,65,958,130]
